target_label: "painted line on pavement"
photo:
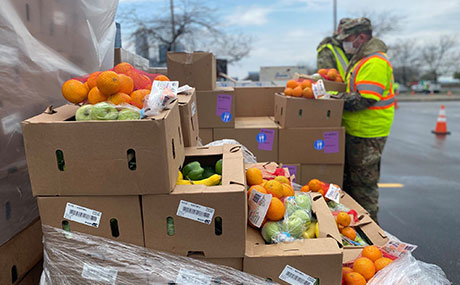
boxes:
[378,183,404,188]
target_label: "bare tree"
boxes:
[119,0,251,65]
[420,35,459,82]
[356,9,403,37]
[388,38,421,85]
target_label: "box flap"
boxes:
[312,193,342,246]
[235,117,280,129]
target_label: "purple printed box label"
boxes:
[284,165,297,182]
[323,131,339,153]
[257,129,275,151]
[216,94,232,116]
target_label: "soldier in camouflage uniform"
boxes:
[334,18,395,222]
[316,18,352,77]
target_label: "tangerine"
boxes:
[274,176,290,184]
[108,92,131,105]
[286,79,298,89]
[246,167,263,186]
[327,69,338,81]
[353,257,376,280]
[62,79,89,103]
[154,75,170,81]
[300,80,312,89]
[302,87,314,99]
[292,86,303,97]
[374,257,392,272]
[362,245,383,262]
[118,74,134,94]
[97,71,120,95]
[308,179,322,192]
[88,87,108,104]
[318,69,328,75]
[86,71,102,90]
[248,185,267,198]
[344,272,366,285]
[281,183,295,197]
[266,197,285,221]
[336,211,351,227]
[300,184,310,192]
[284,87,294,96]
[341,226,357,240]
[130,89,150,109]
[264,180,284,199]
[342,267,354,280]
[114,62,134,75]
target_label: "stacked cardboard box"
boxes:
[177,88,200,147]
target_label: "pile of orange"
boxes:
[284,79,314,99]
[318,68,344,83]
[335,211,358,241]
[300,178,327,196]
[61,62,170,108]
[342,245,393,284]
[246,167,295,223]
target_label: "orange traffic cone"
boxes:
[432,105,451,135]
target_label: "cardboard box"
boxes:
[244,193,343,284]
[114,48,149,72]
[274,93,344,128]
[167,52,216,90]
[143,145,247,258]
[178,89,200,147]
[300,163,344,187]
[196,88,235,128]
[147,67,167,75]
[279,127,345,164]
[38,196,145,247]
[199,128,214,145]
[235,87,284,117]
[323,80,347,92]
[17,259,42,285]
[279,163,301,184]
[0,219,43,285]
[22,102,184,196]
[192,257,243,271]
[214,117,279,163]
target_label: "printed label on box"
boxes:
[63,203,102,228]
[284,165,297,182]
[323,131,339,153]
[176,200,215,225]
[191,101,197,116]
[314,139,325,151]
[216,94,232,116]
[81,263,118,284]
[325,184,341,203]
[248,190,272,228]
[258,129,275,151]
[176,268,212,285]
[221,112,232,123]
[279,265,317,285]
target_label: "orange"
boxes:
[344,272,366,285]
[302,87,314,99]
[62,79,89,104]
[119,74,134,95]
[264,180,284,199]
[336,211,351,227]
[266,197,285,221]
[108,92,131,105]
[88,87,108,104]
[154,75,170,81]
[318,189,325,197]
[353,257,376,280]
[300,184,310,192]
[292,86,303,97]
[260,179,268,187]
[97,71,120,95]
[337,224,345,231]
[281,183,295,197]
[114,62,134,75]
[286,79,298,89]
[318,69,328,75]
[336,76,343,83]
[87,71,102,90]
[341,226,357,240]
[327,69,338,81]
[300,80,312,89]
[308,179,322,192]
[130,89,150,108]
[342,267,354,280]
[129,72,152,90]
[246,167,263,186]
[274,176,290,184]
[374,257,392,272]
[284,87,294,96]
[362,245,383,262]
[248,185,267,198]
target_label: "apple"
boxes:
[295,193,312,211]
[118,109,140,120]
[75,104,93,121]
[261,221,281,244]
[282,215,305,238]
[91,102,118,120]
[292,209,311,226]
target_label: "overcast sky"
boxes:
[117,0,460,79]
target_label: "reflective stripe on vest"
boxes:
[349,52,392,93]
[318,43,349,79]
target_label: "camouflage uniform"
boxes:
[316,18,352,70]
[335,18,391,223]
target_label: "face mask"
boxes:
[343,37,360,54]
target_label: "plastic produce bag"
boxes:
[206,139,257,164]
[143,81,179,117]
[40,225,269,284]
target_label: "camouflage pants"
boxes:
[343,134,387,223]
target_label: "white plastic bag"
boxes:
[143,81,179,116]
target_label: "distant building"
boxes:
[135,33,149,60]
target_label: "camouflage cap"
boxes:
[337,17,372,40]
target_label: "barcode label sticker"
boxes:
[325,184,341,203]
[248,190,272,228]
[382,240,418,258]
[279,265,317,285]
[64,203,102,228]
[176,268,212,285]
[81,263,118,284]
[176,200,215,225]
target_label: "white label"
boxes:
[312,80,327,99]
[382,240,418,258]
[325,184,341,203]
[64,203,102,228]
[191,101,197,116]
[176,268,212,285]
[248,190,272,228]
[176,200,215,224]
[153,80,179,94]
[1,113,21,135]
[279,265,317,285]
[81,264,118,284]
[177,84,193,93]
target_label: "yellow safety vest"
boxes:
[342,52,395,138]
[317,43,349,79]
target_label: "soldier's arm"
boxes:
[336,92,377,111]
[317,49,338,70]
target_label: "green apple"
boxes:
[91,102,118,120]
[292,209,311,226]
[295,193,312,211]
[118,109,140,120]
[75,104,93,121]
[282,215,305,238]
[261,221,281,244]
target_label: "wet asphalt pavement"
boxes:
[379,101,460,283]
